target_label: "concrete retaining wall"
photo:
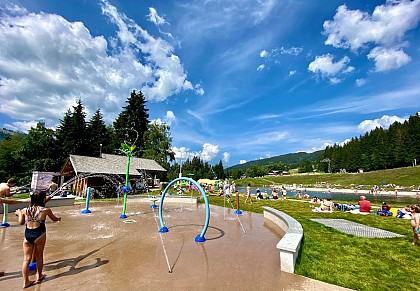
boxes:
[262,206,303,273]
[1,196,76,214]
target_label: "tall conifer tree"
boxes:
[113,90,149,156]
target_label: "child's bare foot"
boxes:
[36,274,46,283]
[23,280,35,288]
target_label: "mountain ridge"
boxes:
[226,150,324,171]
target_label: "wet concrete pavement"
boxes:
[0,200,351,290]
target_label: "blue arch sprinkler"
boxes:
[158,177,210,242]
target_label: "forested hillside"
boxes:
[318,113,419,173]
[227,150,323,171]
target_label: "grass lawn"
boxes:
[206,196,418,291]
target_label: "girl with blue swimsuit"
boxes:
[15,190,61,288]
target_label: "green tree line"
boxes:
[165,157,227,182]
[0,90,177,184]
[226,113,420,178]
[318,113,420,173]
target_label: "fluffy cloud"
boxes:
[367,47,411,72]
[308,54,354,83]
[324,1,420,50]
[323,1,420,71]
[200,143,220,162]
[358,115,406,132]
[239,160,247,164]
[222,152,230,163]
[172,143,220,163]
[152,110,177,126]
[0,1,201,130]
[260,50,269,58]
[171,146,191,161]
[3,120,39,133]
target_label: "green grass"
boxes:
[237,165,420,190]
[206,196,419,291]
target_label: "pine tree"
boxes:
[87,109,111,156]
[113,90,149,155]
[56,100,88,157]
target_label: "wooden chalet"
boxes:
[60,154,166,197]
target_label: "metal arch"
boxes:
[158,177,210,242]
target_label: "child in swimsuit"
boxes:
[410,204,420,246]
[15,190,61,288]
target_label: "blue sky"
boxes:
[0,0,419,166]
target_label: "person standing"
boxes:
[410,204,420,246]
[15,190,61,288]
[223,182,231,203]
[244,183,252,204]
[47,180,58,195]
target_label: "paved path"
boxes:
[1,202,352,290]
[311,218,404,238]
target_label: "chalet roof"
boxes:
[65,153,166,176]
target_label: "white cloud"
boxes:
[171,143,220,163]
[257,64,265,71]
[323,1,420,72]
[200,143,220,162]
[3,3,28,15]
[260,50,269,58]
[147,7,168,27]
[222,152,230,163]
[164,111,176,125]
[0,1,201,127]
[357,115,407,132]
[356,78,366,87]
[152,110,177,126]
[288,70,297,76]
[324,1,420,51]
[279,46,303,56]
[309,142,332,152]
[329,77,342,84]
[171,146,191,161]
[367,47,411,72]
[339,139,351,147]
[2,120,39,133]
[260,46,304,61]
[146,7,173,39]
[239,160,247,164]
[308,54,354,82]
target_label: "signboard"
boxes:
[31,171,55,190]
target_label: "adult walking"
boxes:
[244,183,252,204]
